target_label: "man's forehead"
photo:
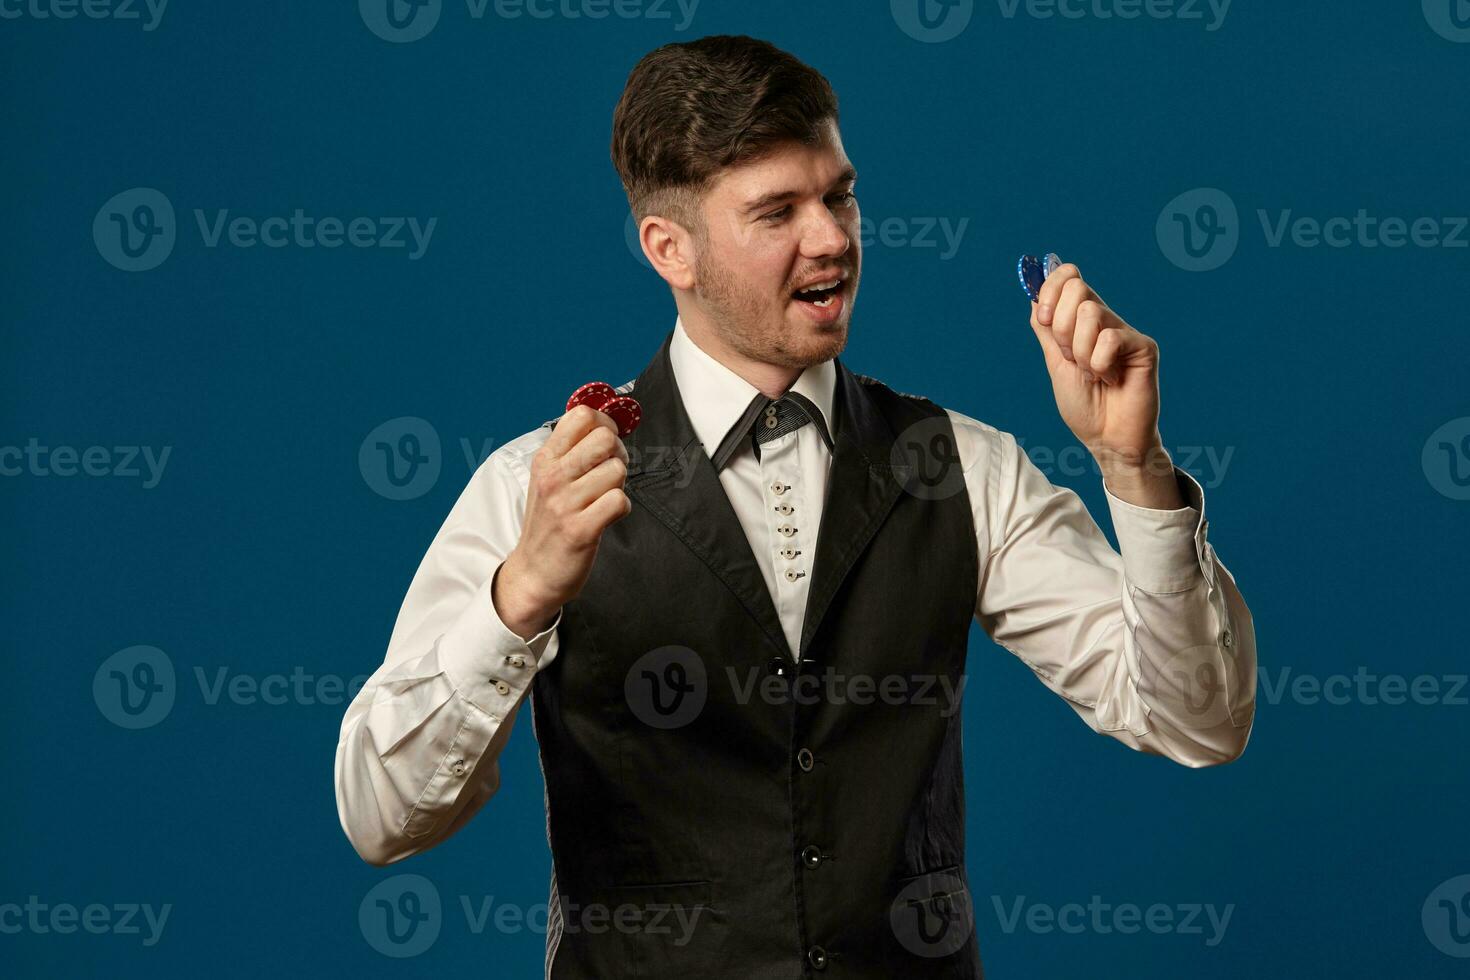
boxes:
[709,125,853,202]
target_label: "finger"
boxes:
[1028,301,1066,371]
[1035,262,1081,326]
[1089,326,1125,384]
[1049,277,1093,361]
[1069,300,1107,376]
[562,421,623,480]
[576,486,632,540]
[567,453,628,510]
[543,405,617,461]
[1091,325,1155,385]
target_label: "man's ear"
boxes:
[640,215,697,291]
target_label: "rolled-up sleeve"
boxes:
[334,428,561,866]
[950,410,1256,767]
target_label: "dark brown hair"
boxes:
[611,35,839,230]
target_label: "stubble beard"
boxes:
[693,243,852,371]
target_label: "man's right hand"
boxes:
[492,405,633,640]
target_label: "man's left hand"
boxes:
[1028,259,1184,509]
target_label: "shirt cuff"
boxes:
[436,558,562,715]
[1103,466,1208,594]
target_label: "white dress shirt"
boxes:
[335,317,1257,867]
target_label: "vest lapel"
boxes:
[620,333,911,664]
[797,360,910,659]
[622,331,792,660]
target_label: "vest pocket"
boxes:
[578,879,728,978]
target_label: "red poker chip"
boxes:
[601,395,642,437]
[565,381,616,413]
[565,381,642,437]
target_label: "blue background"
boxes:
[3,0,1468,976]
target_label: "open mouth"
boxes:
[791,278,845,309]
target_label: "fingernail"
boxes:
[1038,304,1054,325]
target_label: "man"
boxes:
[335,34,1255,978]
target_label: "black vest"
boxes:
[530,331,984,978]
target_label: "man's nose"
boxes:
[800,205,851,259]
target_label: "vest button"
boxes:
[797,748,814,772]
[807,945,828,970]
[801,844,823,869]
[766,657,792,678]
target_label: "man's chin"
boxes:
[779,309,849,367]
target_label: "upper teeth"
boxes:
[801,279,841,292]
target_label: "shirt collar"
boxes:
[668,316,837,467]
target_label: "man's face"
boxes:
[688,119,860,370]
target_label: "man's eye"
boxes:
[830,191,857,207]
[762,206,791,223]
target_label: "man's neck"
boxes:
[679,314,800,400]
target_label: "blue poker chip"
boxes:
[1018,254,1044,301]
[1018,251,1061,300]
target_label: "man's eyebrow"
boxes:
[741,167,859,216]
